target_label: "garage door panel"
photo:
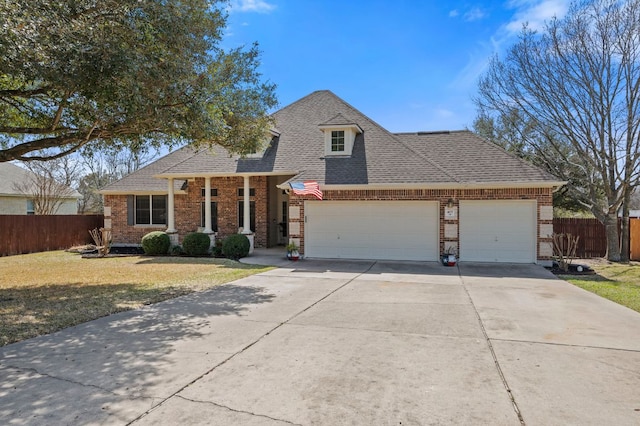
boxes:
[460,200,536,263]
[305,201,438,261]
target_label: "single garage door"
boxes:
[304,201,439,261]
[459,200,537,263]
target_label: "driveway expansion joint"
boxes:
[458,268,526,426]
[127,262,378,425]
[491,337,640,353]
[174,395,303,426]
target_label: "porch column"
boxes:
[242,175,252,234]
[203,177,213,233]
[241,175,254,253]
[166,178,177,244]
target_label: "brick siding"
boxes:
[287,187,554,262]
[104,176,269,247]
[106,182,553,261]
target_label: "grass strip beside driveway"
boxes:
[0,251,272,346]
[562,262,640,314]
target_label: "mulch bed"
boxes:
[546,262,596,275]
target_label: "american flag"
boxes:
[290,181,323,200]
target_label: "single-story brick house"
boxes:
[101,90,564,264]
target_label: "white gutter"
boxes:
[277,181,567,191]
[152,171,299,179]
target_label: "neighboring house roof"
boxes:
[0,162,81,198]
[101,90,563,193]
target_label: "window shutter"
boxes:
[127,195,134,226]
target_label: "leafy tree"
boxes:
[475,0,640,261]
[473,111,593,213]
[77,171,114,214]
[0,0,277,162]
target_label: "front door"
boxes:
[277,191,288,245]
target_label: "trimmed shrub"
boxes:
[141,231,170,255]
[182,232,211,256]
[212,238,224,257]
[222,234,250,260]
[169,245,184,256]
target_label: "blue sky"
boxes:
[224,0,570,132]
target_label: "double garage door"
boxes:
[304,201,439,261]
[304,200,537,263]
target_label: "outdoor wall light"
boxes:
[447,198,455,208]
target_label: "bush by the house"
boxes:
[212,239,224,257]
[141,231,170,255]
[182,232,211,256]
[222,234,250,260]
[169,245,184,256]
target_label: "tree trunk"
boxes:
[604,213,622,262]
[621,194,631,263]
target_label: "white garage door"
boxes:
[304,201,439,261]
[459,200,537,263]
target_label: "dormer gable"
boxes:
[318,113,363,157]
[244,128,280,159]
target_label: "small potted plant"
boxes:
[286,241,300,261]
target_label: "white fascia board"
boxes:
[319,181,567,191]
[99,190,188,196]
[152,171,299,179]
[318,123,364,134]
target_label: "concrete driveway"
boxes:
[1,260,640,425]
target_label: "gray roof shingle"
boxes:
[102,90,562,193]
[0,162,81,197]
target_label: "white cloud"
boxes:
[504,0,569,34]
[463,7,486,22]
[232,0,276,13]
[449,6,486,21]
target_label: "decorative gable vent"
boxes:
[318,113,363,157]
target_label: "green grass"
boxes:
[562,263,640,313]
[0,251,273,346]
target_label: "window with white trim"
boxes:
[135,195,167,225]
[201,202,218,231]
[26,199,35,215]
[331,130,345,152]
[238,201,256,232]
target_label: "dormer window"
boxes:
[331,130,345,152]
[319,113,363,157]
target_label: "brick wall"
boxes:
[106,183,554,261]
[287,187,554,262]
[104,175,270,247]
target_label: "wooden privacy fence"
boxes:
[0,215,103,257]
[553,218,608,258]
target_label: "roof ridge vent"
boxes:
[416,131,451,135]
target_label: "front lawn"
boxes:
[0,251,272,346]
[561,261,640,313]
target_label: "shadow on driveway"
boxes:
[0,283,277,424]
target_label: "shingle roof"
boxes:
[395,131,559,184]
[100,147,193,193]
[0,162,81,197]
[102,90,562,192]
[0,163,33,195]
